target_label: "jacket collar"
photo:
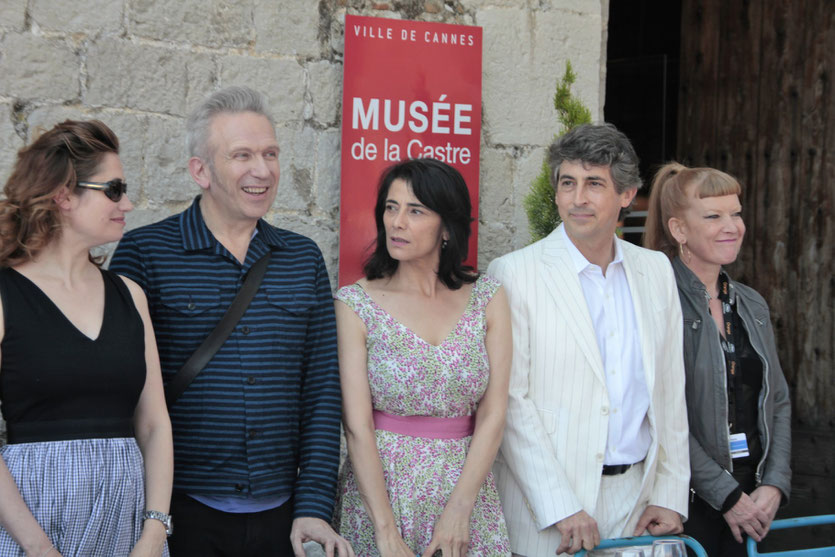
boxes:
[178,195,287,252]
[672,256,737,304]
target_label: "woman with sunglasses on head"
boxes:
[0,120,173,557]
[334,158,512,556]
[644,163,791,556]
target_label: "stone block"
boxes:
[0,0,26,30]
[130,0,252,48]
[546,0,601,15]
[314,129,341,215]
[478,147,513,224]
[184,57,218,115]
[533,8,604,119]
[462,0,528,8]
[478,221,513,270]
[463,0,598,13]
[0,34,79,100]
[308,60,342,126]
[87,39,213,116]
[26,105,87,137]
[328,9,347,56]
[141,115,194,205]
[219,57,305,125]
[478,6,603,146]
[30,0,122,33]
[253,0,321,57]
[273,124,315,212]
[511,146,548,248]
[0,103,25,187]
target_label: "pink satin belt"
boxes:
[372,410,475,439]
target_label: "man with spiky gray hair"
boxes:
[111,86,353,557]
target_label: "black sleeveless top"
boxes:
[0,267,146,443]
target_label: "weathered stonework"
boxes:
[253,0,321,56]
[0,0,609,308]
[0,102,24,186]
[86,39,213,116]
[307,60,343,126]
[0,0,608,274]
[30,0,123,34]
[129,0,254,48]
[0,33,79,100]
[219,55,306,123]
[0,0,26,31]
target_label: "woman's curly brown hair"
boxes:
[0,119,119,267]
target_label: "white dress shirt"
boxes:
[561,225,651,465]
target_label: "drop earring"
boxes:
[679,242,691,264]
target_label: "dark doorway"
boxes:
[604,0,681,244]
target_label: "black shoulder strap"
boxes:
[164,252,272,408]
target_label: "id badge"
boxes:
[729,432,750,459]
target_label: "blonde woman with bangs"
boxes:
[644,163,791,556]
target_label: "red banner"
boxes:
[338,14,483,286]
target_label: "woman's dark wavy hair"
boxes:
[0,119,119,267]
[363,158,478,290]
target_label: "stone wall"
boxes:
[0,0,608,281]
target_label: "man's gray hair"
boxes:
[548,123,642,194]
[185,86,275,161]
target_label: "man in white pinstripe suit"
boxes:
[487,124,690,556]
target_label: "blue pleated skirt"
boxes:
[0,437,169,557]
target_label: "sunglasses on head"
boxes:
[76,179,128,202]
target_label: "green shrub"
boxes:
[523,61,592,243]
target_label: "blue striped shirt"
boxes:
[109,197,341,521]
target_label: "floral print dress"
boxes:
[334,275,510,556]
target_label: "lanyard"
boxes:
[717,273,745,432]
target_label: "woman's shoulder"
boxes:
[730,277,770,312]
[470,273,501,308]
[335,282,365,303]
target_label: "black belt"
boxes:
[6,417,134,444]
[602,463,634,476]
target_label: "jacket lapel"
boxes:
[538,227,606,385]
[621,243,656,397]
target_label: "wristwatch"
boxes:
[143,510,173,536]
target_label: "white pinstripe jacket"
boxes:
[487,225,690,557]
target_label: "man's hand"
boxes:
[722,492,770,543]
[749,485,781,534]
[290,517,356,557]
[555,510,600,555]
[633,505,683,536]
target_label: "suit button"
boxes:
[241,326,250,335]
[187,302,196,310]
[235,483,244,492]
[246,376,256,385]
[248,429,258,439]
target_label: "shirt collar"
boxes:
[179,195,287,252]
[559,223,622,275]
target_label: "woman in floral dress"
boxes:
[335,158,512,557]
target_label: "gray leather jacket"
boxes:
[673,257,791,511]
